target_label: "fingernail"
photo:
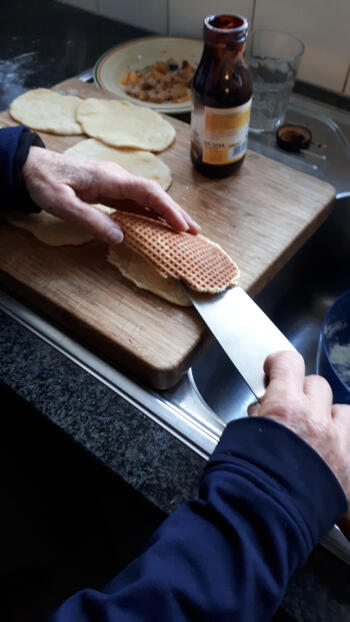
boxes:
[189,216,200,231]
[107,226,124,244]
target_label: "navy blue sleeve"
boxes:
[51,417,347,622]
[0,125,44,214]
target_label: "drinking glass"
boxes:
[246,29,304,133]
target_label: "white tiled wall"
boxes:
[253,0,350,93]
[59,0,350,95]
[168,0,254,39]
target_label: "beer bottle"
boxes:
[190,14,252,178]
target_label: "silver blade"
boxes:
[186,286,296,401]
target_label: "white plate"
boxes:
[93,36,203,115]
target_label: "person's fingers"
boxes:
[116,176,200,234]
[175,205,201,234]
[338,511,350,542]
[23,149,200,234]
[303,374,333,413]
[246,352,306,420]
[263,350,305,396]
[132,180,199,233]
[99,198,164,222]
[101,191,200,234]
[111,198,201,231]
[48,184,124,244]
[69,158,200,234]
[254,351,306,422]
[247,401,260,417]
[248,352,305,420]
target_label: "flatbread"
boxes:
[108,244,191,307]
[76,98,176,152]
[6,205,114,247]
[9,89,83,135]
[65,139,172,190]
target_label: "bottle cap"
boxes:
[276,124,312,152]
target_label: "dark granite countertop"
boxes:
[0,0,205,514]
[1,2,350,621]
[0,0,148,111]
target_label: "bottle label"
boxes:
[191,98,252,166]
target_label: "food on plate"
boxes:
[9,89,83,135]
[108,211,240,303]
[121,58,195,104]
[76,98,175,152]
[6,205,114,247]
[108,243,191,307]
[65,139,172,190]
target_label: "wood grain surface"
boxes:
[0,79,336,388]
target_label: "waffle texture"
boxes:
[111,212,240,294]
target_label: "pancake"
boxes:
[76,98,175,152]
[10,88,82,135]
[108,244,191,307]
[65,139,172,190]
[6,205,114,246]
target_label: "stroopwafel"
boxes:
[110,211,240,294]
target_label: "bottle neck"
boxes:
[192,13,252,107]
[203,14,248,58]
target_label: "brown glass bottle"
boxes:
[190,14,252,178]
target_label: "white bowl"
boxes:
[93,36,203,115]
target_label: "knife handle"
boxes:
[338,511,350,542]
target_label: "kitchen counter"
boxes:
[0,0,205,513]
[1,1,350,621]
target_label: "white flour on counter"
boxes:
[328,342,350,388]
[0,52,39,107]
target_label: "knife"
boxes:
[185,286,296,401]
[186,284,350,550]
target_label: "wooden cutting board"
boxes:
[0,79,335,389]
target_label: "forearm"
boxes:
[0,125,44,214]
[51,417,347,622]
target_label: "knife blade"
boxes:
[185,286,296,401]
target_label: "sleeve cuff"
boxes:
[205,417,348,547]
[0,125,45,214]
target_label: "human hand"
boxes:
[248,350,350,502]
[22,146,200,244]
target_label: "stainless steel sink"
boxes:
[187,94,350,428]
[0,87,349,563]
[191,194,350,423]
[188,191,350,565]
